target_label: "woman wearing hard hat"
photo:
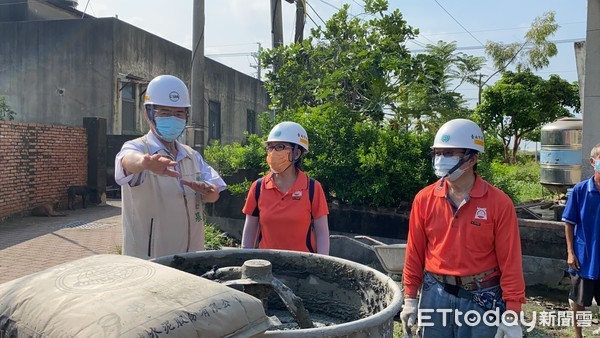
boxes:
[241,121,330,255]
[115,75,227,259]
[400,118,525,338]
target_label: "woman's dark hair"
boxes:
[290,143,305,170]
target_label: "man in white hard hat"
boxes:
[400,118,525,338]
[115,75,226,259]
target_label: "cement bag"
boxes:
[0,254,269,337]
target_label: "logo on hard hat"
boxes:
[274,131,282,137]
[441,135,450,143]
[169,91,180,102]
[472,134,484,147]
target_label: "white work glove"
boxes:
[494,320,522,338]
[400,298,418,337]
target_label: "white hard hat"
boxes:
[433,118,485,153]
[144,75,191,108]
[267,121,309,152]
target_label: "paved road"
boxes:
[0,199,123,284]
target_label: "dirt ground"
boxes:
[523,284,600,337]
[392,284,600,338]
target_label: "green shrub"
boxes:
[482,135,505,162]
[204,134,267,176]
[227,179,253,197]
[292,106,436,207]
[203,108,550,207]
[0,97,16,121]
[478,158,551,204]
[204,223,237,250]
[203,140,239,175]
[205,105,437,208]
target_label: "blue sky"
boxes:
[76,0,587,107]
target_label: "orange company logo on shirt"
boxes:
[292,190,303,200]
[474,207,488,220]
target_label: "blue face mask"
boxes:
[155,116,186,142]
[595,159,600,173]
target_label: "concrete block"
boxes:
[522,255,567,287]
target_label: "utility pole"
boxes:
[477,73,483,106]
[190,0,205,155]
[271,0,284,48]
[295,0,305,43]
[270,0,283,72]
[581,0,600,179]
[250,42,262,81]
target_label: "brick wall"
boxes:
[0,121,87,220]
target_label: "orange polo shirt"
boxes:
[242,171,329,252]
[403,174,526,312]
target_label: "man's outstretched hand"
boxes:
[142,154,179,177]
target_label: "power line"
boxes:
[206,52,253,58]
[305,12,320,27]
[408,37,585,53]
[206,42,262,49]
[350,0,364,9]
[418,34,437,45]
[205,38,584,59]
[536,70,577,74]
[81,0,91,18]
[315,0,340,11]
[306,0,327,25]
[432,0,485,47]
[408,39,428,48]
[422,21,586,37]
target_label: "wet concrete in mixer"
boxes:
[153,250,402,335]
[199,259,363,328]
[268,309,344,330]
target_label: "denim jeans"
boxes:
[418,271,503,338]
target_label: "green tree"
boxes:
[289,104,435,206]
[208,2,570,206]
[425,40,486,92]
[261,0,470,130]
[0,97,16,121]
[262,0,419,122]
[478,11,560,104]
[402,41,485,132]
[475,71,580,163]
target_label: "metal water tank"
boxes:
[540,117,582,193]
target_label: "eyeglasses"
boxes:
[432,150,465,157]
[153,108,187,119]
[265,144,292,152]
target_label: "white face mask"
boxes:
[434,156,465,181]
[595,159,600,173]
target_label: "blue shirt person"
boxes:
[562,143,600,338]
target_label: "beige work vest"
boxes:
[121,136,204,259]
